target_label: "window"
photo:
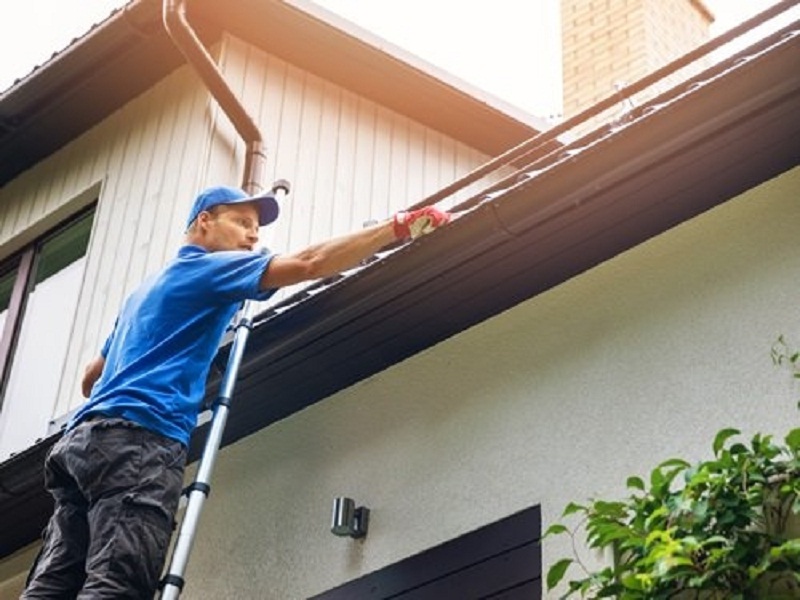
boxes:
[0,207,95,460]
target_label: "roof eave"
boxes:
[200,23,800,454]
[0,0,543,186]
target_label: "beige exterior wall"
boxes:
[0,33,497,460]
[132,165,795,599]
[3,167,798,596]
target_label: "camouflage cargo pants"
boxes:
[22,416,186,599]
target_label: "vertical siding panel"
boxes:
[0,179,27,247]
[454,143,475,204]
[136,73,205,279]
[350,98,377,227]
[369,107,393,222]
[36,152,70,222]
[82,110,135,330]
[0,200,14,245]
[203,96,239,191]
[437,134,460,204]
[28,153,68,224]
[143,77,193,274]
[158,72,212,264]
[336,91,361,230]
[256,56,295,249]
[151,69,206,268]
[8,167,38,233]
[6,34,500,425]
[104,104,155,308]
[291,72,324,251]
[261,56,290,185]
[405,121,427,205]
[267,62,305,299]
[46,141,83,212]
[61,126,103,199]
[387,117,409,214]
[240,39,268,156]
[124,82,177,289]
[423,129,444,201]
[310,81,341,242]
[14,157,56,234]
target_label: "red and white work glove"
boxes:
[392,206,451,240]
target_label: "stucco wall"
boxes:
[1,170,797,598]
[174,166,800,598]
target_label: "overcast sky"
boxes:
[0,0,791,118]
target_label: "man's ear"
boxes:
[196,210,214,231]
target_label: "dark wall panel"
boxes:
[313,505,541,600]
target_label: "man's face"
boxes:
[198,202,260,252]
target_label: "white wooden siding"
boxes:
[0,33,503,437]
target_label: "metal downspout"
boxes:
[162,0,266,194]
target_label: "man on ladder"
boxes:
[21,183,449,599]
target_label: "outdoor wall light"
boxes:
[331,497,369,539]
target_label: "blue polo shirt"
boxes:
[68,245,276,446]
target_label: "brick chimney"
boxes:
[561,0,714,119]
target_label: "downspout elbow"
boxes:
[163,0,266,194]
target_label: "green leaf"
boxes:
[627,476,645,491]
[546,558,573,591]
[713,428,741,457]
[701,535,730,548]
[562,502,587,517]
[729,442,749,455]
[658,458,691,470]
[786,428,800,451]
[651,466,664,490]
[544,523,569,538]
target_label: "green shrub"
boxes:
[546,338,800,599]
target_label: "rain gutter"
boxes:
[402,0,798,213]
[194,6,800,453]
[162,0,266,194]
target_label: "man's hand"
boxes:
[393,206,451,240]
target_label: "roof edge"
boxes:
[280,0,551,132]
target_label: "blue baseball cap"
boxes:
[186,185,280,230]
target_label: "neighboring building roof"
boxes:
[0,0,546,186]
[1,2,799,558]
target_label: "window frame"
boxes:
[0,204,96,407]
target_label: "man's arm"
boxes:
[261,207,449,290]
[81,355,106,398]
